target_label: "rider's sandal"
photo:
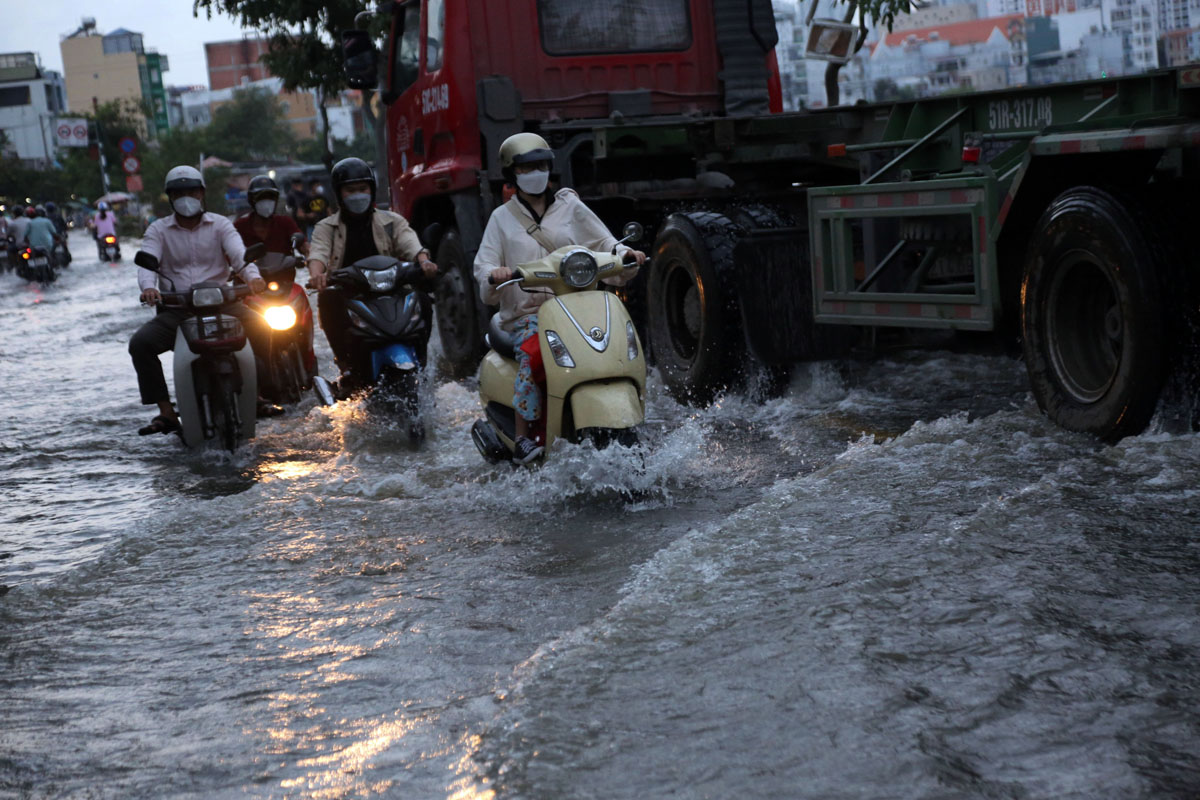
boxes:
[138,415,181,436]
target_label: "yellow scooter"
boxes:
[471,223,647,463]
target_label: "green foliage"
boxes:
[853,0,916,33]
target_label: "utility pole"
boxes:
[92,97,111,196]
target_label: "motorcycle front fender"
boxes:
[568,380,643,432]
[370,342,418,381]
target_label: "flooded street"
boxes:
[2,230,1199,798]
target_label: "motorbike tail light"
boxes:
[544,330,575,368]
[22,250,31,260]
[105,235,116,244]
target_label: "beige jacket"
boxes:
[474,189,636,331]
[309,208,424,271]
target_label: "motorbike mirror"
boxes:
[341,29,379,90]
[420,222,444,254]
[244,242,267,263]
[134,250,160,272]
[621,222,644,243]
[290,232,305,247]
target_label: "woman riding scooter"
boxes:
[473,132,646,464]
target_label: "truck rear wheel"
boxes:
[434,228,485,378]
[1021,187,1167,441]
[648,212,741,403]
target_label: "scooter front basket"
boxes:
[181,315,247,354]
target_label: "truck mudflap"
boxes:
[807,176,1002,331]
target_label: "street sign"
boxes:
[119,136,138,154]
[54,118,89,147]
[125,174,143,192]
[122,155,141,175]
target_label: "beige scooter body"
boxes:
[474,245,646,460]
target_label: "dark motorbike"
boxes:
[134,243,266,451]
[1,235,14,273]
[312,255,432,438]
[17,246,56,285]
[98,234,121,262]
[242,246,317,405]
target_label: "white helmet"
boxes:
[164,165,205,193]
[97,201,109,210]
[499,132,554,173]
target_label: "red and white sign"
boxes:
[54,118,89,148]
[122,155,141,175]
[1180,68,1200,87]
[125,174,143,192]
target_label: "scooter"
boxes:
[243,241,317,405]
[17,246,56,285]
[134,243,266,451]
[311,255,433,438]
[471,223,647,464]
[99,234,121,262]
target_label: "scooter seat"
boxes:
[486,314,518,361]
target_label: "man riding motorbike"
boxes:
[25,206,62,266]
[44,201,71,265]
[93,201,117,258]
[129,165,269,437]
[474,133,646,464]
[307,157,439,396]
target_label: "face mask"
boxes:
[172,196,203,218]
[516,169,550,195]
[255,199,276,218]
[343,192,372,215]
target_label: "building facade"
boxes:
[0,52,68,168]
[205,38,273,91]
[59,20,170,137]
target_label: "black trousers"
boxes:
[129,306,269,406]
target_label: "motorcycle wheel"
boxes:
[291,345,310,391]
[217,375,239,452]
[378,366,421,432]
[274,346,301,405]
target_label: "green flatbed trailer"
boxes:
[548,65,1200,439]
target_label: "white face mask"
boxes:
[172,196,203,218]
[516,169,550,195]
[343,192,372,215]
[254,199,276,218]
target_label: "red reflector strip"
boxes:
[827,143,847,158]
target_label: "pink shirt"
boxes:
[138,212,260,292]
[94,213,117,237]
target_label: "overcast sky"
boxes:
[3,0,267,89]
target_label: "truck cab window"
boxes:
[426,0,445,72]
[391,3,421,94]
[538,0,691,55]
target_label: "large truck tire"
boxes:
[434,228,486,378]
[1021,187,1167,441]
[647,212,742,403]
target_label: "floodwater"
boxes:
[2,231,1199,799]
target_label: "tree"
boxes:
[814,0,916,106]
[192,0,386,181]
[205,87,297,162]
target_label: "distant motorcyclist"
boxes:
[44,201,71,265]
[25,208,61,258]
[474,133,645,464]
[129,165,269,436]
[233,175,307,255]
[307,157,438,394]
[9,207,33,247]
[93,201,117,258]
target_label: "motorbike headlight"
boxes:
[267,281,280,292]
[348,309,369,329]
[560,249,598,288]
[365,265,397,292]
[627,320,639,361]
[544,330,575,368]
[191,287,226,307]
[264,304,298,331]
